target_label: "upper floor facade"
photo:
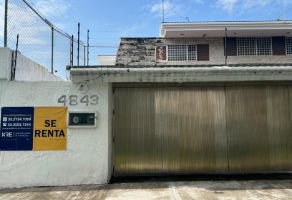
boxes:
[116,21,292,66]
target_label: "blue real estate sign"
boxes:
[0,107,34,151]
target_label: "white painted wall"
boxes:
[15,52,63,81]
[0,48,12,80]
[0,48,63,81]
[0,80,112,188]
[98,55,116,65]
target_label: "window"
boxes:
[257,38,272,55]
[286,37,292,55]
[237,37,272,56]
[168,45,197,61]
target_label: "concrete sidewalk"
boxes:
[0,180,291,200]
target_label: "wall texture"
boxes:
[15,53,63,81]
[0,48,12,80]
[0,48,62,82]
[116,38,292,66]
[98,55,117,66]
[0,80,112,188]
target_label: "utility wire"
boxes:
[277,5,292,20]
[88,45,118,49]
[160,0,189,22]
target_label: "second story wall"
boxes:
[116,37,292,66]
[116,38,225,66]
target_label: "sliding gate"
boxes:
[113,85,292,176]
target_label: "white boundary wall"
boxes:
[0,48,62,81]
[0,47,113,188]
[0,80,112,188]
[14,52,63,81]
[0,48,12,80]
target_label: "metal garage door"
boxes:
[113,85,292,176]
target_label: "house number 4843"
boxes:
[58,95,99,106]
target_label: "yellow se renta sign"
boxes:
[33,107,67,151]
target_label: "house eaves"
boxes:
[160,21,292,38]
[70,65,292,83]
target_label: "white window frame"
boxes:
[237,37,272,56]
[167,45,197,61]
[286,37,292,55]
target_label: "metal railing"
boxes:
[3,0,88,79]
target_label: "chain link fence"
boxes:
[3,0,87,79]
